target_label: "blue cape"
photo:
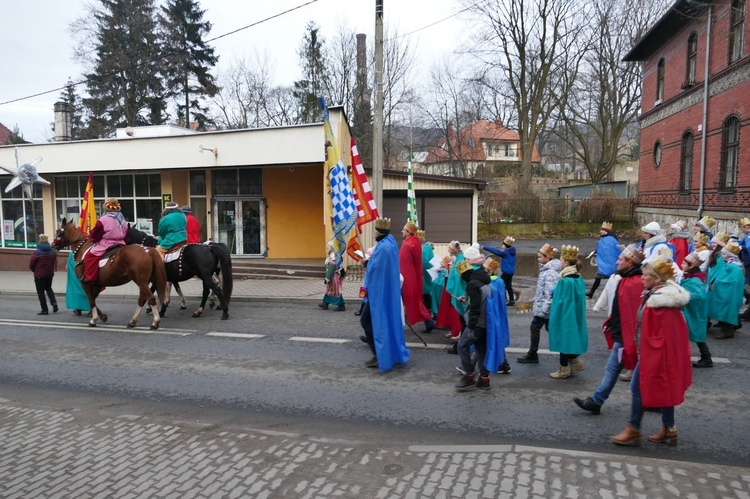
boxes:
[596,235,621,277]
[365,235,410,371]
[485,277,510,370]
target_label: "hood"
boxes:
[646,280,690,308]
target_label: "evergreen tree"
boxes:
[53,79,85,140]
[293,22,329,124]
[79,0,165,137]
[159,0,219,128]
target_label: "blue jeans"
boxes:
[592,342,623,405]
[627,363,675,430]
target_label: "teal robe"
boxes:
[707,258,745,325]
[548,275,588,354]
[421,242,434,295]
[65,251,91,311]
[681,276,707,343]
[429,269,446,315]
[446,253,467,316]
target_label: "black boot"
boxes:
[517,352,539,363]
[354,302,365,316]
[573,397,602,415]
[455,374,476,391]
[693,342,714,368]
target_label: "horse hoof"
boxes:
[150,323,159,330]
[127,322,136,328]
[101,314,107,322]
[88,322,96,327]
[192,312,201,318]
[221,313,229,320]
[180,306,187,310]
[209,303,216,309]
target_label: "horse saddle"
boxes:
[164,245,186,264]
[79,245,124,267]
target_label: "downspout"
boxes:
[697,5,712,219]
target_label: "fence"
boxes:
[481,197,636,224]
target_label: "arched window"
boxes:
[686,32,698,86]
[720,115,741,189]
[729,0,746,63]
[656,58,665,103]
[653,141,663,169]
[680,131,694,191]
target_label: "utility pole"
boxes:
[373,0,384,213]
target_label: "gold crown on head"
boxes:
[656,245,675,261]
[693,233,710,247]
[404,221,419,234]
[483,258,501,274]
[712,232,730,248]
[416,229,426,239]
[503,235,516,246]
[621,244,645,265]
[375,218,391,230]
[739,217,750,227]
[560,245,580,261]
[683,252,704,268]
[644,254,675,281]
[455,259,473,275]
[601,222,613,231]
[538,243,558,259]
[697,216,716,230]
[723,240,741,256]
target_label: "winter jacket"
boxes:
[29,242,57,279]
[533,258,561,318]
[157,210,188,250]
[464,267,492,330]
[483,244,516,275]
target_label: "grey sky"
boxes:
[0,0,465,143]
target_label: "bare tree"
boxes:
[382,25,418,168]
[467,0,590,196]
[556,0,671,183]
[325,21,358,116]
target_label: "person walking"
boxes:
[454,259,493,391]
[156,201,188,258]
[611,255,692,447]
[667,220,691,267]
[182,206,201,244]
[738,217,750,313]
[638,221,672,262]
[360,218,410,371]
[482,236,517,306]
[417,230,435,314]
[318,240,346,311]
[399,222,435,332]
[441,242,468,352]
[548,245,588,379]
[680,252,713,368]
[693,233,712,273]
[587,222,620,299]
[517,243,561,364]
[83,198,128,283]
[694,216,716,240]
[707,237,744,339]
[484,258,511,375]
[573,244,644,415]
[30,234,58,315]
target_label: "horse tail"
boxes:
[211,242,233,304]
[150,249,168,305]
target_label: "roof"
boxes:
[0,123,14,145]
[623,0,709,62]
[382,168,487,190]
[423,119,541,164]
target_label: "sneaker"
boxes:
[52,304,59,313]
[517,352,539,363]
[364,356,378,368]
[498,362,512,375]
[455,375,476,391]
[475,376,491,390]
[619,369,633,381]
[573,397,602,415]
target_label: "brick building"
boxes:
[625,0,750,233]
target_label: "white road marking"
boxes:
[207,332,265,339]
[0,320,191,336]
[289,336,350,344]
[0,318,197,333]
[406,342,446,349]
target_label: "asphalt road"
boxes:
[1,295,748,468]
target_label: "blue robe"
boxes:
[596,235,621,277]
[65,252,91,312]
[485,277,510,371]
[364,235,410,372]
[548,275,588,354]
[707,258,744,325]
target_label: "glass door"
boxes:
[214,199,265,256]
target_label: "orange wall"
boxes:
[168,170,190,206]
[264,166,325,258]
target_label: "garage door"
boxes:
[382,193,472,243]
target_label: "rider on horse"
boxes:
[156,201,188,258]
[182,205,201,244]
[83,198,128,283]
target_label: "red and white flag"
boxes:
[350,137,379,233]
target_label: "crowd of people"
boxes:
[348,215,749,446]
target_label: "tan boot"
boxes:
[648,425,678,446]
[570,357,585,374]
[611,424,641,446]
[549,365,571,379]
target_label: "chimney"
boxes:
[355,34,371,104]
[54,102,72,141]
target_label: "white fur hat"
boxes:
[463,243,482,261]
[641,221,662,236]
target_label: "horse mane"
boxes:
[127,224,158,247]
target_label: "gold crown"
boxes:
[712,232,730,248]
[693,233,710,247]
[403,221,419,234]
[375,218,391,230]
[621,244,645,265]
[538,243,558,259]
[601,222,613,231]
[455,259,473,275]
[724,240,741,255]
[503,236,516,246]
[697,216,716,229]
[644,254,675,281]
[483,258,501,274]
[416,229,426,239]
[656,245,674,261]
[560,245,580,260]
[683,252,704,268]
[739,217,750,227]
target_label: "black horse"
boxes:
[127,226,233,320]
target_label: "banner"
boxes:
[77,172,97,235]
[407,154,418,225]
[350,137,379,232]
[320,98,357,262]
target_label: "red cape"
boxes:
[604,274,643,370]
[399,235,432,324]
[669,237,689,267]
[639,306,693,407]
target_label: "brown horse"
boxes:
[53,218,168,329]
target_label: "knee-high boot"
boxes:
[693,342,713,368]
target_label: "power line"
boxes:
[386,5,473,41]
[0,0,320,107]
